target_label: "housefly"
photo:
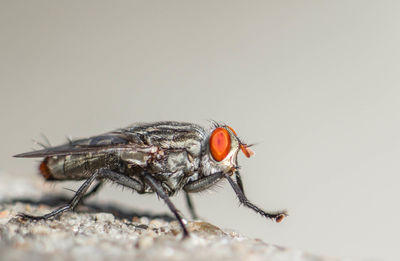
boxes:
[14,121,287,237]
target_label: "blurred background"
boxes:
[1,1,400,259]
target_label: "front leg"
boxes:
[224,173,287,223]
[235,171,245,196]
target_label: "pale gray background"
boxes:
[1,1,400,260]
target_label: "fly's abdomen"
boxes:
[39,154,120,181]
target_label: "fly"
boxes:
[14,121,287,237]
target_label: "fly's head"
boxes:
[201,123,255,176]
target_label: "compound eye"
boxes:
[209,128,231,161]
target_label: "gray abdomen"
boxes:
[44,154,121,180]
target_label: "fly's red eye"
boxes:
[209,128,231,161]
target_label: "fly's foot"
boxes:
[182,230,190,239]
[16,213,48,221]
[270,210,288,223]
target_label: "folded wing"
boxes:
[14,132,142,158]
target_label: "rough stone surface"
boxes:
[0,171,351,261]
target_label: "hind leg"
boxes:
[18,170,100,220]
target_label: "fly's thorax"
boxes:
[121,121,205,174]
[150,150,197,175]
[119,146,158,167]
[200,126,242,176]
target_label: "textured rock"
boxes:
[0,171,350,261]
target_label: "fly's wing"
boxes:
[14,121,207,158]
[14,132,150,158]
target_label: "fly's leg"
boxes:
[183,171,224,219]
[183,171,224,193]
[18,169,144,221]
[82,181,104,202]
[184,192,198,220]
[224,173,287,223]
[184,171,287,222]
[143,174,189,238]
[235,171,245,196]
[18,170,100,220]
[98,169,144,192]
